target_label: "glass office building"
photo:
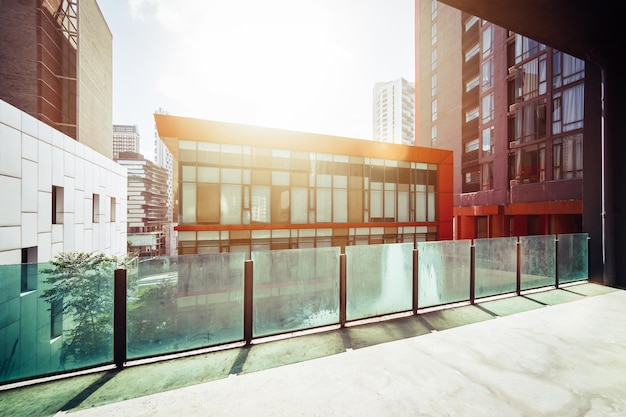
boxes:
[155,115,453,257]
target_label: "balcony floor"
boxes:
[2,282,626,416]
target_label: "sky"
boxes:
[97,0,415,158]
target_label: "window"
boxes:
[431,48,438,70]
[110,197,116,222]
[465,138,480,153]
[466,107,479,122]
[512,56,546,102]
[465,15,478,31]
[514,144,545,183]
[512,99,547,143]
[481,59,493,90]
[52,186,63,224]
[514,34,545,63]
[481,93,494,123]
[92,194,100,223]
[465,44,480,62]
[51,298,63,339]
[553,51,585,88]
[431,125,438,143]
[466,76,479,92]
[21,246,37,293]
[482,126,494,155]
[482,25,493,57]
[431,99,438,121]
[431,0,437,20]
[431,22,437,45]
[481,163,493,190]
[431,74,437,96]
[553,133,583,179]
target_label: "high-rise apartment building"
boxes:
[0,0,113,159]
[115,152,169,256]
[113,124,141,159]
[416,0,584,239]
[373,78,416,145]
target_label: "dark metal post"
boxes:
[555,235,560,289]
[469,241,475,304]
[113,268,127,369]
[244,260,253,345]
[516,238,521,295]
[339,254,346,327]
[412,248,419,314]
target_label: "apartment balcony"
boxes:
[2,234,626,416]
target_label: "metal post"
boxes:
[412,248,419,314]
[516,238,521,295]
[113,268,127,369]
[339,254,346,328]
[555,235,560,289]
[244,260,253,345]
[470,241,476,304]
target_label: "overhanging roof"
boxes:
[437,0,624,63]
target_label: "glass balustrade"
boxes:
[0,234,588,385]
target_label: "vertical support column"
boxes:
[555,235,560,289]
[339,254,346,328]
[244,260,253,345]
[113,268,127,369]
[516,237,521,295]
[469,241,475,304]
[412,248,419,314]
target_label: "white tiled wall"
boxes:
[0,99,127,264]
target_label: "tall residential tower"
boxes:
[373,78,415,145]
[416,0,584,239]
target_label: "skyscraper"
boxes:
[416,0,584,239]
[113,124,141,159]
[373,78,415,145]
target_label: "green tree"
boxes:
[40,252,120,367]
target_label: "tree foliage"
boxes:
[40,252,120,366]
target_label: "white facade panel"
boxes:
[0,176,21,226]
[0,124,21,177]
[0,100,128,265]
[22,133,38,162]
[21,159,38,212]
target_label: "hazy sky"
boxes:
[98,0,415,157]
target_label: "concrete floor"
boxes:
[1,282,625,417]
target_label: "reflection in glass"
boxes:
[558,233,588,283]
[127,254,245,359]
[252,247,340,337]
[520,235,555,290]
[346,243,413,321]
[474,237,517,298]
[417,240,471,308]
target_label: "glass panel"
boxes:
[520,235,555,290]
[220,184,242,224]
[474,237,517,298]
[291,187,308,224]
[345,243,413,321]
[417,240,471,308]
[0,260,116,384]
[127,254,245,359]
[557,233,588,283]
[181,183,196,223]
[252,247,340,337]
[316,189,331,223]
[333,189,347,223]
[251,186,270,224]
